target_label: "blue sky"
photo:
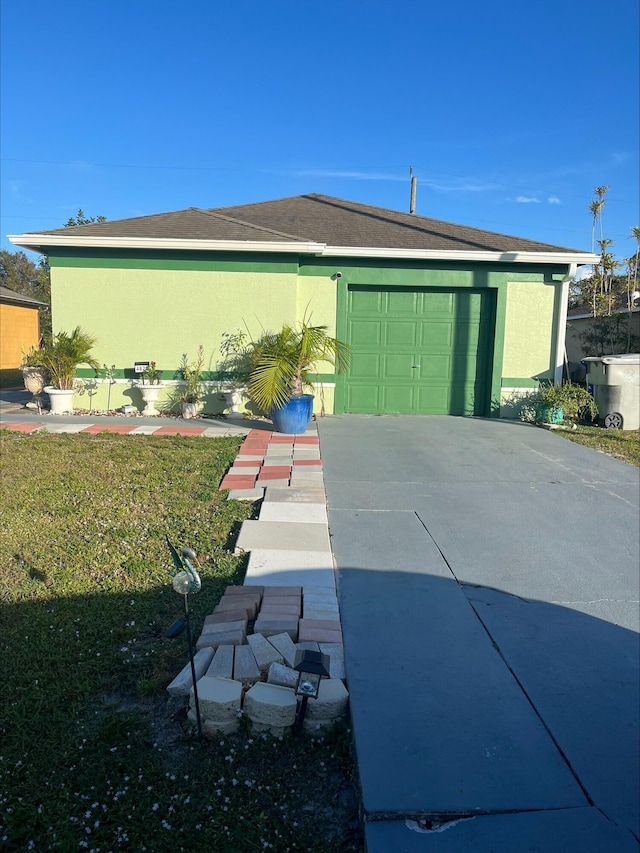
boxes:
[1,0,638,260]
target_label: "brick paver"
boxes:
[2,422,45,433]
[83,424,138,434]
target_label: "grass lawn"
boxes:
[553,425,640,466]
[0,431,362,852]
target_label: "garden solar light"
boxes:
[293,648,330,735]
[165,535,203,739]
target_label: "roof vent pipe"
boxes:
[409,173,417,214]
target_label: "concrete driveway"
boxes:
[317,415,639,852]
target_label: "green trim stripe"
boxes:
[501,377,540,388]
[48,250,298,274]
[74,368,337,383]
[75,368,249,381]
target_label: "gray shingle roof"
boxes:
[0,286,46,307]
[19,194,586,254]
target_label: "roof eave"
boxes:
[0,295,48,308]
[321,246,599,265]
[7,234,599,266]
[7,234,326,255]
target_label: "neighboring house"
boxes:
[0,285,45,374]
[8,194,598,416]
[566,303,640,368]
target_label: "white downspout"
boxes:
[554,263,577,384]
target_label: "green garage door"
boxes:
[344,286,495,415]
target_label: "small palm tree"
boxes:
[248,322,350,412]
[41,327,99,389]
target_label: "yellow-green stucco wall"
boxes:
[502,280,557,381]
[50,266,309,370]
[49,261,339,413]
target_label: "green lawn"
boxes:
[0,431,362,852]
[553,425,640,466]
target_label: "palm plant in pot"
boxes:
[247,322,350,434]
[40,327,99,414]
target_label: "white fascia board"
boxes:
[7,234,600,266]
[7,235,327,254]
[319,246,600,265]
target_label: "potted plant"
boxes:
[247,321,350,434]
[217,329,250,415]
[139,360,163,416]
[40,327,99,414]
[20,345,49,409]
[554,382,599,423]
[176,346,205,419]
[533,382,565,424]
[533,381,598,425]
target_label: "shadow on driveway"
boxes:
[317,414,639,851]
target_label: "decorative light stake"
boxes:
[293,648,330,735]
[165,536,203,740]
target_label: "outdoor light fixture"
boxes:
[165,536,203,739]
[293,648,330,734]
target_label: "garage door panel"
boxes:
[453,295,483,319]
[346,384,381,412]
[452,352,484,371]
[384,354,417,379]
[350,353,381,378]
[349,319,382,346]
[422,292,454,314]
[451,321,483,343]
[382,385,415,412]
[449,382,480,416]
[419,354,450,378]
[349,289,382,313]
[387,291,418,314]
[345,285,495,416]
[419,322,453,348]
[416,385,450,413]
[386,321,417,346]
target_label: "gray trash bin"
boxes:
[581,354,640,430]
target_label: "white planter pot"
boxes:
[181,401,200,419]
[21,367,47,408]
[140,384,162,416]
[220,387,246,414]
[45,386,75,415]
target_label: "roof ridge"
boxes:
[207,194,306,212]
[300,194,584,252]
[195,207,310,242]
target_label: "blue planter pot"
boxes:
[270,394,314,434]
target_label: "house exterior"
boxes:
[8,194,598,416]
[0,285,45,376]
